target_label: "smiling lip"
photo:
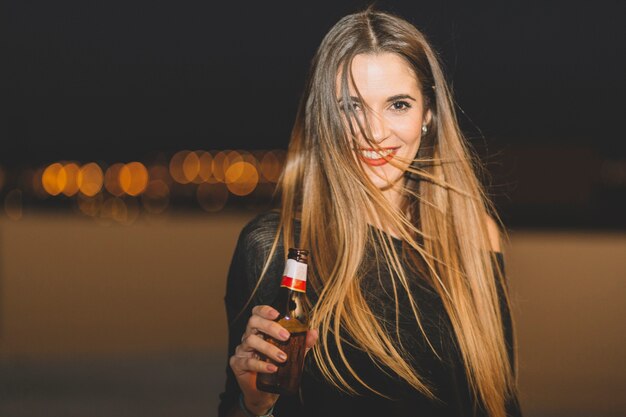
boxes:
[357,147,399,166]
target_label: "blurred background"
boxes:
[1,1,624,416]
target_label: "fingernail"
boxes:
[267,364,278,372]
[270,309,279,319]
[277,352,287,361]
[280,330,290,340]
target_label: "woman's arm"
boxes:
[218,216,318,417]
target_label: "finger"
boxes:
[248,315,290,341]
[251,305,280,320]
[240,327,260,346]
[234,343,255,358]
[305,328,319,349]
[245,334,288,363]
[230,354,278,375]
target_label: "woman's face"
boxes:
[337,52,431,193]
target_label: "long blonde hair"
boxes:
[252,6,518,416]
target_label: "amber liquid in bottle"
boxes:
[256,248,310,396]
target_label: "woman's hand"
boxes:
[229,305,319,415]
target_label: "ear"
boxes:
[424,109,433,126]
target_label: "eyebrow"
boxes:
[337,94,417,103]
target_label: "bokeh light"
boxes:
[211,151,228,182]
[183,151,201,183]
[198,151,213,183]
[61,163,81,197]
[260,151,284,182]
[170,150,191,184]
[226,150,243,167]
[225,161,259,196]
[78,163,104,197]
[11,150,284,220]
[104,163,125,197]
[119,162,149,196]
[42,163,67,196]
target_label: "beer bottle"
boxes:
[256,248,310,395]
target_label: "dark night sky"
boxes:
[3,1,625,167]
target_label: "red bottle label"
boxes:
[280,275,306,293]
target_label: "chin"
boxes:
[365,167,405,190]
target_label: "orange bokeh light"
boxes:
[225,161,259,196]
[211,151,227,182]
[42,163,67,196]
[78,163,104,197]
[261,151,285,182]
[104,163,125,197]
[61,163,81,197]
[170,150,191,184]
[183,151,201,183]
[198,151,213,182]
[119,162,149,196]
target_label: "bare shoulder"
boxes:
[485,213,502,253]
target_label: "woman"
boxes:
[219,6,522,417]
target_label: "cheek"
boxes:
[395,120,422,146]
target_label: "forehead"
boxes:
[336,52,421,98]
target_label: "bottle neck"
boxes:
[281,258,307,293]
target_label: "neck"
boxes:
[368,180,407,240]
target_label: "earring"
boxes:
[421,124,428,134]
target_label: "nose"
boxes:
[366,110,390,144]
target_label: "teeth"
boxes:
[358,148,395,159]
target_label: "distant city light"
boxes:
[61,163,81,197]
[119,162,148,196]
[42,163,67,196]
[261,151,284,182]
[225,161,259,196]
[15,150,284,222]
[211,151,228,183]
[183,151,201,183]
[198,151,213,183]
[78,163,104,197]
[170,150,191,184]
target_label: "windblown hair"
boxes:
[250,6,518,417]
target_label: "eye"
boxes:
[391,101,411,111]
[348,101,361,111]
[338,100,362,114]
